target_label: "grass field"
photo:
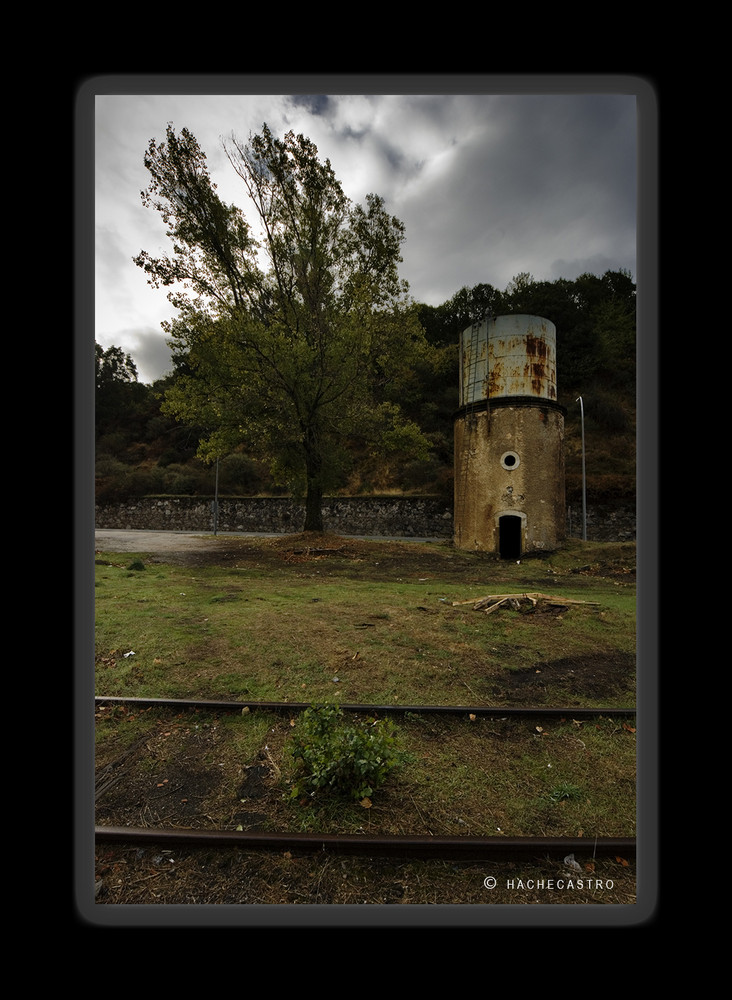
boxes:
[94,534,636,708]
[93,533,638,907]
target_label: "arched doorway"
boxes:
[499,514,523,560]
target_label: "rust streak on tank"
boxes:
[525,334,547,359]
[531,361,546,394]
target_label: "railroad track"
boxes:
[94,696,636,860]
[95,695,635,719]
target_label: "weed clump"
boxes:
[548,782,584,804]
[288,703,405,802]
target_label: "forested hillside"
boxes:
[95,270,636,508]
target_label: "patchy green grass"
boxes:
[94,538,637,906]
[94,704,636,840]
[94,536,635,709]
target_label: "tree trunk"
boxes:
[303,482,324,532]
[302,425,324,533]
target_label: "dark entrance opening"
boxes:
[499,515,522,560]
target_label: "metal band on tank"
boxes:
[453,396,567,420]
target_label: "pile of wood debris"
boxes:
[452,592,599,615]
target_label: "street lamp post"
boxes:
[576,396,587,542]
[213,457,220,536]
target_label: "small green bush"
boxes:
[288,703,404,802]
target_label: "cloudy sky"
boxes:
[89,77,644,385]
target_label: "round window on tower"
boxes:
[500,451,520,471]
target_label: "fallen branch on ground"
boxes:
[452,592,600,613]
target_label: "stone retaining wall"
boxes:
[95,496,635,542]
[566,502,636,543]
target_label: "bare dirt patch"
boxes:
[93,842,636,908]
[496,653,636,705]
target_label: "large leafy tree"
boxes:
[134,124,428,530]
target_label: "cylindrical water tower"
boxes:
[453,314,566,556]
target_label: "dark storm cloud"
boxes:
[395,93,637,301]
[93,89,641,382]
[288,94,333,117]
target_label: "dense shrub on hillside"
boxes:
[95,270,636,503]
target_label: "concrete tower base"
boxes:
[453,398,566,555]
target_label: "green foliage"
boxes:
[156,463,204,495]
[417,283,503,347]
[496,268,637,395]
[583,390,630,434]
[95,463,162,503]
[95,454,215,502]
[95,255,636,502]
[135,123,431,530]
[217,452,269,495]
[288,704,405,801]
[96,343,138,388]
[95,343,148,447]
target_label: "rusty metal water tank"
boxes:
[459,314,557,406]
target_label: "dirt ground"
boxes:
[93,703,637,912]
[89,530,639,923]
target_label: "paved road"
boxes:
[94,529,442,552]
[94,529,277,553]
